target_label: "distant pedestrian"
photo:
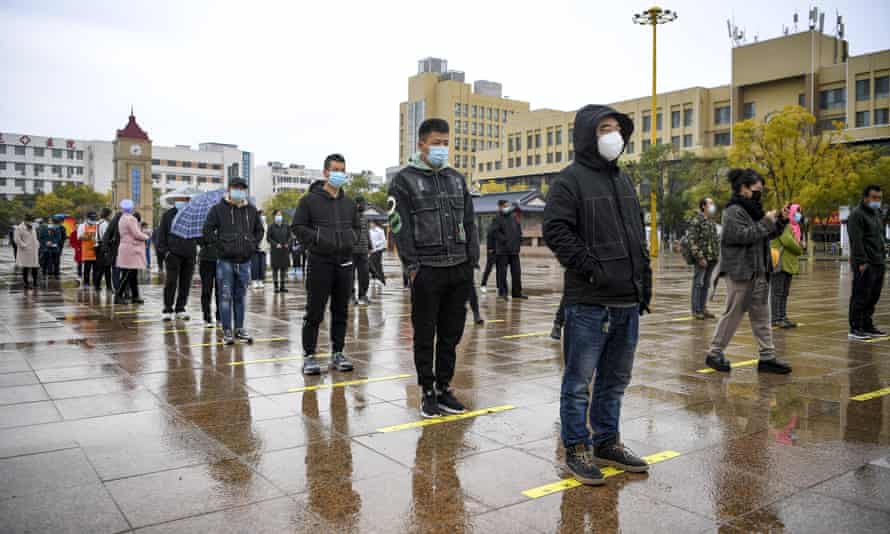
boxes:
[479,223,497,294]
[197,229,221,329]
[492,200,527,300]
[202,177,263,345]
[251,210,268,289]
[267,210,292,293]
[687,197,720,320]
[156,194,198,321]
[115,200,150,305]
[70,220,83,280]
[369,220,387,287]
[705,168,792,374]
[38,217,64,279]
[847,184,887,340]
[770,203,805,328]
[14,214,39,289]
[352,196,372,305]
[8,227,17,263]
[77,212,100,289]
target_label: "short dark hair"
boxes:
[418,118,449,142]
[355,195,366,204]
[497,199,508,207]
[699,197,710,211]
[727,168,764,193]
[24,213,32,221]
[100,207,112,219]
[324,153,345,170]
[863,184,882,197]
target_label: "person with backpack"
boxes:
[93,208,115,292]
[685,197,720,320]
[77,212,100,289]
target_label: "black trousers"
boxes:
[199,260,220,322]
[770,271,793,322]
[370,251,386,284]
[303,257,352,355]
[411,263,472,391]
[272,268,287,285]
[850,264,885,331]
[22,267,38,286]
[41,249,60,276]
[480,253,496,287]
[353,253,370,298]
[496,254,522,297]
[117,268,139,299]
[82,261,95,286]
[163,254,195,313]
[93,262,112,290]
[468,285,481,317]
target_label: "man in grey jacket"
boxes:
[705,168,792,374]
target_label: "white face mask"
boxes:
[597,131,624,162]
[707,204,717,215]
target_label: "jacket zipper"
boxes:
[606,170,641,299]
[432,170,449,258]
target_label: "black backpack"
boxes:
[96,216,121,266]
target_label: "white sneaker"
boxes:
[175,312,190,321]
[162,312,174,321]
[480,286,487,294]
[260,281,265,288]
[205,320,216,329]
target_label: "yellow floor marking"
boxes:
[387,313,412,318]
[671,316,694,322]
[481,319,505,324]
[851,386,890,401]
[113,310,145,315]
[288,374,412,393]
[862,335,890,344]
[376,405,516,433]
[697,358,759,374]
[521,450,681,499]
[502,331,551,340]
[189,337,288,348]
[228,353,331,366]
[161,327,208,334]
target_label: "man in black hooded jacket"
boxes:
[543,104,652,486]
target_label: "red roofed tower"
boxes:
[112,110,154,225]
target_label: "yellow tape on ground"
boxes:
[113,310,145,315]
[521,450,681,499]
[482,319,505,324]
[862,335,890,344]
[376,405,516,433]
[502,331,550,340]
[228,353,331,366]
[697,359,759,374]
[189,337,288,348]
[671,316,694,322]
[850,386,890,401]
[288,374,412,393]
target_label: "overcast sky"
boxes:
[2,0,888,176]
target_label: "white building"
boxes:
[252,162,385,208]
[1,131,251,200]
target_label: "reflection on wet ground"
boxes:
[0,250,888,533]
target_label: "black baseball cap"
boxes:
[229,177,248,188]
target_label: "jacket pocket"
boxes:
[585,197,628,261]
[314,227,339,256]
[449,199,466,243]
[411,198,443,248]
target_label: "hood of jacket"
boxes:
[408,152,450,172]
[573,104,634,171]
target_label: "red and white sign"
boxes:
[66,139,75,149]
[19,135,30,145]
[46,138,53,147]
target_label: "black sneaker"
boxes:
[705,353,731,372]
[758,358,792,374]
[235,329,253,344]
[780,319,798,329]
[593,439,649,473]
[329,352,354,372]
[513,294,529,300]
[302,355,321,375]
[864,327,887,338]
[280,285,289,293]
[849,330,871,341]
[474,314,485,325]
[550,323,562,341]
[565,444,605,485]
[223,330,235,345]
[421,390,441,418]
[437,387,466,414]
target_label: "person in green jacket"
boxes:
[770,203,805,328]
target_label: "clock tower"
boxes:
[112,111,154,226]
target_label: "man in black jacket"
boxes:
[202,178,263,345]
[352,196,372,306]
[479,223,497,293]
[389,118,480,419]
[156,194,197,321]
[543,104,652,486]
[848,184,887,339]
[492,200,527,300]
[292,154,359,375]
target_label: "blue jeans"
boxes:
[217,260,249,331]
[250,251,266,281]
[560,304,639,448]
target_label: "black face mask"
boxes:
[750,190,762,203]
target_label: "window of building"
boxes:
[486,162,493,171]
[714,132,731,146]
[819,88,846,110]
[51,148,62,158]
[743,102,755,119]
[626,141,634,154]
[656,113,663,130]
[535,154,541,165]
[527,155,533,166]
[33,147,45,157]
[52,165,61,176]
[167,160,177,166]
[487,108,492,120]
[66,166,75,177]
[198,162,208,169]
[515,136,521,151]
[487,124,492,137]
[547,130,553,146]
[34,179,44,191]
[462,155,468,168]
[495,161,502,170]
[671,136,680,149]
[546,153,553,163]
[527,133,533,149]
[642,115,651,132]
[798,93,806,106]
[471,105,477,118]
[683,108,693,127]
[671,110,681,129]
[508,138,513,152]
[714,106,731,125]
[76,150,83,160]
[454,102,461,116]
[555,152,563,163]
[555,129,562,145]
[642,139,651,151]
[494,125,499,138]
[14,163,25,175]
[856,111,870,128]
[166,174,176,182]
[514,157,521,168]
[152,173,161,181]
[15,179,25,189]
[503,112,508,123]
[66,150,74,159]
[818,117,847,130]
[876,76,890,99]
[856,79,871,101]
[14,146,26,156]
[535,132,541,148]
[875,108,889,125]
[182,161,192,168]
[182,176,192,184]
[471,123,477,135]
[0,144,5,154]
[151,159,160,165]
[568,150,574,161]
[494,109,500,121]
[76,167,83,175]
[478,163,484,172]
[683,134,693,147]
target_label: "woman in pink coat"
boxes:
[115,199,150,304]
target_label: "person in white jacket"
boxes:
[369,220,387,287]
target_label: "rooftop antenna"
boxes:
[727,18,745,47]
[819,11,825,33]
[808,7,818,30]
[793,11,799,32]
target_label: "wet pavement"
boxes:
[0,249,888,533]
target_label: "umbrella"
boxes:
[170,188,226,239]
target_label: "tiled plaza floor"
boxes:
[0,248,888,533]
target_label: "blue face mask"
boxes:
[793,213,802,223]
[427,146,449,168]
[868,201,882,211]
[274,215,283,224]
[174,201,187,211]
[328,171,348,188]
[230,189,248,202]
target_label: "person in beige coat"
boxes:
[14,215,40,289]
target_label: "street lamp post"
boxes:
[633,6,677,258]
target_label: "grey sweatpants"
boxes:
[708,274,776,361]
